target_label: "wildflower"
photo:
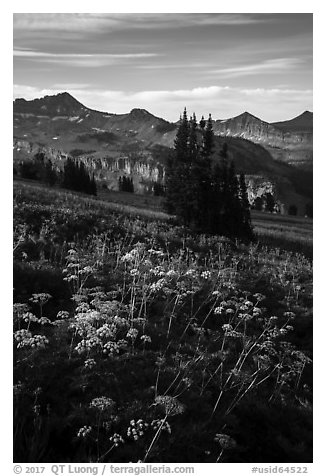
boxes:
[225,308,234,314]
[33,404,41,416]
[13,303,29,320]
[252,307,262,315]
[239,304,249,311]
[56,310,70,320]
[29,293,52,305]
[212,290,221,296]
[110,433,124,447]
[14,330,48,349]
[23,312,38,323]
[140,334,151,344]
[182,377,193,388]
[185,269,197,277]
[154,395,185,416]
[89,396,115,412]
[151,419,172,433]
[201,271,211,280]
[283,311,296,320]
[149,279,166,292]
[166,270,177,278]
[225,330,243,338]
[155,356,166,367]
[214,307,223,315]
[38,317,51,325]
[97,324,116,339]
[269,316,279,321]
[103,341,121,355]
[74,336,102,354]
[84,358,96,369]
[214,433,237,450]
[253,293,265,302]
[222,324,233,332]
[254,355,271,369]
[77,426,92,438]
[217,350,228,362]
[127,419,149,440]
[242,313,253,321]
[126,328,139,341]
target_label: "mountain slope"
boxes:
[272,111,313,133]
[13,93,313,215]
[212,111,312,169]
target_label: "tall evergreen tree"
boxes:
[62,158,96,196]
[224,161,242,236]
[44,159,57,186]
[198,114,215,232]
[164,110,253,241]
[239,172,254,239]
[164,108,190,219]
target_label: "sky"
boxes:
[13,13,313,123]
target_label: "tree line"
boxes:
[164,108,254,240]
[16,153,97,196]
[118,176,134,193]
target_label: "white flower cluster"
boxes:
[77,425,92,438]
[149,279,166,293]
[97,323,116,339]
[214,433,237,449]
[103,339,127,355]
[200,271,211,280]
[84,358,96,369]
[155,395,185,416]
[15,333,49,349]
[127,419,149,441]
[75,336,102,354]
[109,433,125,447]
[150,266,166,277]
[140,334,151,344]
[151,419,171,433]
[126,328,139,341]
[89,396,115,412]
[56,310,70,320]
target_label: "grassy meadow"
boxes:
[13,180,313,463]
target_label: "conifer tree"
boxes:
[188,114,202,228]
[239,172,254,239]
[164,108,190,219]
[62,158,96,196]
[44,159,57,186]
[164,110,253,241]
[224,160,242,236]
[198,114,215,232]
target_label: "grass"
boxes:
[14,180,313,256]
[251,211,312,258]
[13,180,313,463]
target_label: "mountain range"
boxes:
[13,92,313,215]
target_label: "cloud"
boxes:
[13,13,268,34]
[52,83,91,90]
[13,49,160,67]
[210,58,305,78]
[13,84,312,123]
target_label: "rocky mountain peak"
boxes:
[129,108,152,118]
[14,91,86,117]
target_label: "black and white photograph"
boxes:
[12,7,314,468]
